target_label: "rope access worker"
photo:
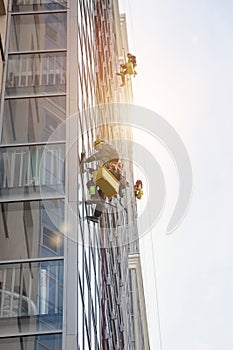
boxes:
[83,139,128,223]
[127,53,137,76]
[134,179,143,199]
[85,139,119,165]
[116,63,128,87]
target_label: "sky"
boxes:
[119,1,233,349]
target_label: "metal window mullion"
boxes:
[50,150,54,185]
[0,257,64,266]
[46,265,50,314]
[0,330,63,339]
[19,56,23,86]
[42,150,46,185]
[59,55,63,84]
[26,56,29,86]
[0,269,7,318]
[27,149,31,185]
[4,92,66,100]
[18,264,24,316]
[39,55,43,85]
[9,267,15,317]
[23,151,28,186]
[3,153,7,188]
[31,55,35,86]
[55,263,58,314]
[35,146,39,183]
[0,140,66,148]
[10,151,15,187]
[11,10,67,17]
[52,149,56,184]
[45,55,49,85]
[0,194,65,203]
[28,271,32,315]
[54,149,58,185]
[58,147,62,186]
[53,56,56,85]
[9,49,67,58]
[19,151,24,187]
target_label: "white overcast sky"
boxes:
[119,1,233,349]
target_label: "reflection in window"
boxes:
[0,144,65,200]
[5,53,66,97]
[9,13,67,52]
[43,227,61,254]
[0,260,63,334]
[12,0,67,12]
[0,200,64,260]
[0,333,62,350]
[2,96,66,143]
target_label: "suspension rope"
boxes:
[140,157,164,349]
[126,0,137,54]
[123,0,136,52]
[101,201,106,350]
[151,231,164,350]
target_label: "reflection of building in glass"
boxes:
[0,0,150,349]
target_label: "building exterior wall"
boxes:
[0,0,149,349]
[0,0,7,95]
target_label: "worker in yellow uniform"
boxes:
[116,63,128,87]
[127,53,137,76]
[83,139,128,223]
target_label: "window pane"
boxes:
[0,260,63,334]
[0,333,62,349]
[5,53,66,97]
[9,13,67,52]
[0,144,65,201]
[0,200,64,260]
[12,0,67,12]
[2,97,66,144]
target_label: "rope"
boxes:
[151,232,163,350]
[140,157,163,349]
[126,0,137,54]
[101,200,106,350]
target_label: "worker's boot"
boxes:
[87,216,99,223]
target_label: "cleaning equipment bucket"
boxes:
[126,62,134,75]
[94,166,120,198]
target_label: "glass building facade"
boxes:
[0,0,150,349]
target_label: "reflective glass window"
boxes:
[0,333,62,349]
[0,144,65,201]
[5,53,66,97]
[2,96,66,144]
[0,200,64,260]
[12,0,67,12]
[10,13,67,52]
[0,260,63,334]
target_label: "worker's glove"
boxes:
[80,152,86,163]
[85,155,95,163]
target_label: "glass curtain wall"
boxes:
[0,0,67,348]
[76,1,103,349]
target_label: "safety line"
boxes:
[101,199,106,350]
[146,190,164,350]
[140,154,164,350]
[126,0,137,54]
[151,231,164,350]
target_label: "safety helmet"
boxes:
[94,139,105,148]
[136,179,143,186]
